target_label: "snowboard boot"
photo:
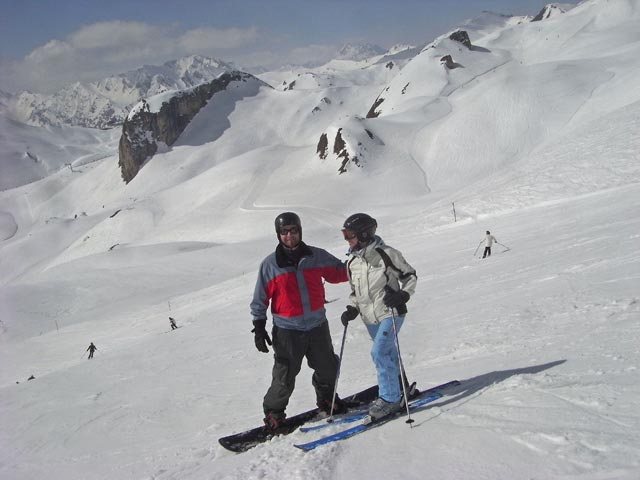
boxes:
[317,396,348,415]
[263,410,286,431]
[368,397,402,420]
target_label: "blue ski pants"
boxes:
[365,314,405,403]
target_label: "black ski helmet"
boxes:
[274,212,302,238]
[343,213,377,244]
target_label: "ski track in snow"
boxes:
[0,210,18,240]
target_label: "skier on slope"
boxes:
[250,212,349,430]
[86,342,97,359]
[481,230,498,258]
[169,317,178,330]
[339,213,418,420]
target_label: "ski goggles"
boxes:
[342,230,357,240]
[279,226,300,235]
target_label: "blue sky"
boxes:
[0,0,561,93]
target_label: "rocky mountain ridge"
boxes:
[118,71,269,182]
[9,56,236,129]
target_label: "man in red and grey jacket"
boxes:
[251,212,349,430]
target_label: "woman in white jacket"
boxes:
[340,213,417,420]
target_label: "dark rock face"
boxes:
[532,4,565,22]
[317,125,382,174]
[440,55,463,69]
[441,55,455,68]
[118,71,257,183]
[317,133,329,159]
[334,128,361,174]
[118,100,158,183]
[449,30,472,49]
[366,97,385,118]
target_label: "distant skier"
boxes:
[481,230,498,258]
[86,342,97,359]
[169,317,178,330]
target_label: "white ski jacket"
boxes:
[346,236,417,325]
[484,234,497,247]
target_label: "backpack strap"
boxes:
[375,247,401,273]
[346,255,357,281]
[376,247,414,281]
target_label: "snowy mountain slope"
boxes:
[1,179,638,480]
[0,112,118,191]
[1,1,640,479]
[361,0,640,192]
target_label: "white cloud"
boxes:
[179,26,259,50]
[287,44,337,65]
[68,21,165,49]
[2,21,263,93]
[0,19,342,94]
[25,39,74,62]
[234,44,337,71]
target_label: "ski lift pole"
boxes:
[328,322,349,422]
[390,308,414,425]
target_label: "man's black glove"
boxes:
[383,287,410,308]
[341,305,359,326]
[251,319,272,353]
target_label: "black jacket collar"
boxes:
[275,241,313,268]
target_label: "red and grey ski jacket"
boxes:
[251,242,348,331]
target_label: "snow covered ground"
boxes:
[1,1,639,479]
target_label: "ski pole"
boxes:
[390,308,414,425]
[473,241,482,256]
[328,322,349,422]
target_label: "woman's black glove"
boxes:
[383,287,410,308]
[251,319,272,353]
[341,305,359,326]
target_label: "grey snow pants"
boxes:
[263,321,339,414]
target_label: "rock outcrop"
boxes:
[532,4,567,22]
[440,55,463,69]
[118,71,261,183]
[449,30,472,49]
[316,120,384,174]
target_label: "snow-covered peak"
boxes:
[532,3,574,21]
[456,10,528,41]
[387,43,417,55]
[8,55,237,129]
[336,43,387,61]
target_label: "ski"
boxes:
[299,379,459,433]
[218,384,378,453]
[299,410,369,432]
[294,391,444,451]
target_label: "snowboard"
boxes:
[218,384,379,453]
